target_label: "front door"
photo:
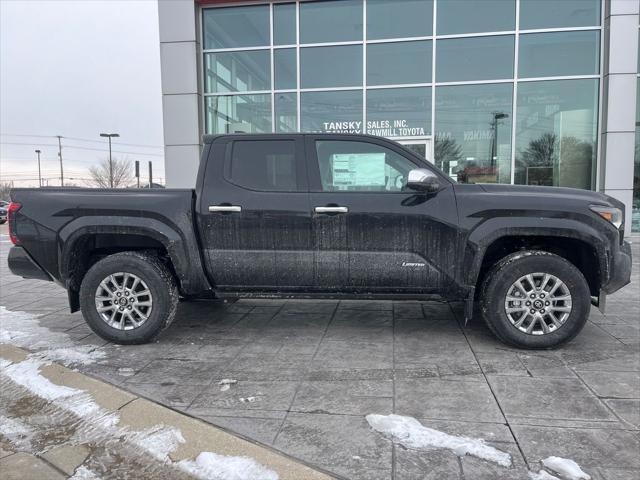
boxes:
[306,135,459,293]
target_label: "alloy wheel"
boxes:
[504,272,572,335]
[94,272,153,330]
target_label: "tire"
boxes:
[480,250,590,349]
[79,251,179,345]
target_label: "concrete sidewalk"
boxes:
[0,344,332,480]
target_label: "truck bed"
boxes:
[9,187,211,299]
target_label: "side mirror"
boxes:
[406,168,441,193]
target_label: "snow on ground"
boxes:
[0,306,105,366]
[2,356,120,429]
[178,452,279,480]
[366,413,512,467]
[69,465,102,480]
[0,413,35,451]
[0,354,280,480]
[218,379,238,391]
[127,424,186,462]
[542,456,591,480]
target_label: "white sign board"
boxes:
[331,153,386,188]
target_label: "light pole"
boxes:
[56,135,64,186]
[490,112,509,171]
[34,149,42,187]
[99,133,119,188]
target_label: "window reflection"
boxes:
[275,93,297,133]
[520,0,600,29]
[205,51,270,93]
[367,41,432,86]
[519,31,600,79]
[273,3,296,45]
[203,5,269,49]
[514,79,598,190]
[301,45,362,88]
[301,90,363,133]
[366,87,431,136]
[274,49,296,90]
[367,0,432,40]
[435,83,513,184]
[300,0,363,43]
[206,95,272,134]
[437,36,514,82]
[437,0,515,35]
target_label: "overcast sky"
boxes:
[0,0,165,187]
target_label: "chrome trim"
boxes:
[315,206,348,214]
[209,205,242,212]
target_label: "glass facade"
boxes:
[202,0,602,188]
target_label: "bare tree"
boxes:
[88,157,134,188]
[0,181,14,201]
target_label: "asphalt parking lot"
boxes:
[1,225,638,479]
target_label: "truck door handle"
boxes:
[314,206,348,214]
[209,205,242,213]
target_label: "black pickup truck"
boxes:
[7,134,632,349]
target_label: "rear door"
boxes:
[306,135,459,292]
[198,136,313,290]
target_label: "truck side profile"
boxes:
[7,134,632,349]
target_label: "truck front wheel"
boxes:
[480,251,590,349]
[79,251,179,344]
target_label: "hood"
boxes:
[477,184,621,209]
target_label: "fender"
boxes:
[58,215,212,296]
[461,217,609,290]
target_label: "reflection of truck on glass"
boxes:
[7,134,632,349]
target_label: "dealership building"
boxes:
[157,0,640,233]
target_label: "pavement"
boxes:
[1,223,639,479]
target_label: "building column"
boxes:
[158,0,202,188]
[600,0,639,236]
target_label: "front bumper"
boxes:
[7,246,52,281]
[603,240,632,294]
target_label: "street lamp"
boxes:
[490,112,509,170]
[99,133,120,188]
[34,149,42,187]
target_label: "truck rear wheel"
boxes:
[480,251,590,349]
[79,251,178,345]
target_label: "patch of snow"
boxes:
[529,470,561,480]
[128,425,186,462]
[69,465,101,480]
[366,414,512,467]
[178,452,279,480]
[2,357,80,401]
[219,379,238,391]
[0,306,105,366]
[1,356,278,480]
[0,414,35,450]
[542,456,591,480]
[1,357,119,429]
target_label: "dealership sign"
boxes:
[322,119,426,137]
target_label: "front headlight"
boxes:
[590,205,623,229]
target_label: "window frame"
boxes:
[223,136,308,193]
[304,135,448,193]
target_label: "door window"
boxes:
[315,140,417,192]
[229,140,298,191]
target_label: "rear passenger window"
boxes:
[229,140,298,191]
